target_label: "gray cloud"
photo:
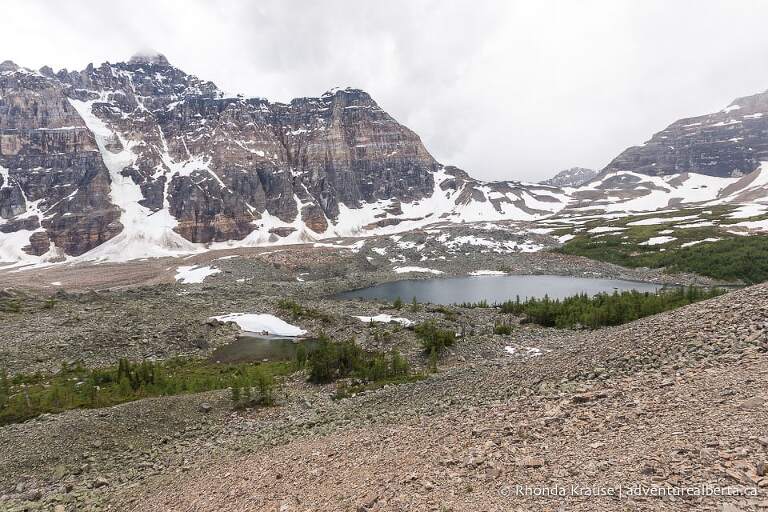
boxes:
[3,0,768,182]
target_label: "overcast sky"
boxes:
[3,0,768,182]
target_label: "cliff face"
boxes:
[0,60,121,257]
[0,54,450,260]
[603,90,768,178]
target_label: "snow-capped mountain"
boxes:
[2,53,768,266]
[604,90,768,178]
[0,53,568,265]
[563,89,768,214]
[540,167,597,187]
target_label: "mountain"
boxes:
[604,90,768,178]
[0,53,568,265]
[540,167,597,187]
[2,52,768,266]
[564,91,768,213]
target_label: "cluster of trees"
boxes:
[499,287,725,329]
[306,337,410,385]
[0,358,283,425]
[3,318,461,423]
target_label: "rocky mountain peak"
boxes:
[603,89,768,178]
[541,167,598,187]
[726,89,768,113]
[0,60,20,72]
[127,51,171,66]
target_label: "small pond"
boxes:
[210,334,319,363]
[335,274,665,305]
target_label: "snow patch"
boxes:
[212,313,306,336]
[727,204,768,219]
[393,266,444,274]
[588,226,625,234]
[680,238,720,248]
[174,265,221,284]
[639,236,676,246]
[352,314,413,327]
[626,215,698,226]
[504,346,545,357]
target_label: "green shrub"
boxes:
[415,321,456,354]
[307,338,364,384]
[428,305,458,321]
[277,299,333,322]
[493,321,514,335]
[231,366,275,409]
[0,299,22,313]
[295,344,308,368]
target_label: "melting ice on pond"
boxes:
[212,313,307,337]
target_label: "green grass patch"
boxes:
[559,233,768,283]
[554,206,768,284]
